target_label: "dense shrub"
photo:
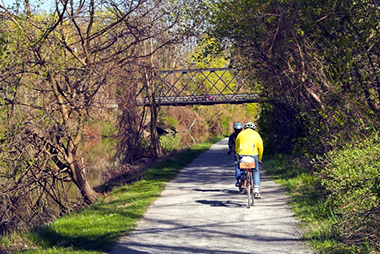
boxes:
[318,133,380,252]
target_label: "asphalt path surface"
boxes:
[110,138,312,254]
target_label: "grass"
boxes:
[263,154,342,253]
[264,143,380,254]
[3,136,224,254]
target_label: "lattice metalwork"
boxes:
[138,68,259,106]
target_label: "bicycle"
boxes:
[237,156,255,208]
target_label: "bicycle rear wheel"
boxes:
[248,171,254,208]
[250,171,255,206]
[247,171,253,208]
[238,181,244,192]
[250,184,254,206]
[247,185,251,208]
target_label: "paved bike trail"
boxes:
[109,138,312,254]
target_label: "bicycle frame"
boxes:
[238,156,255,208]
[242,167,253,189]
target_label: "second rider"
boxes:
[227,122,243,187]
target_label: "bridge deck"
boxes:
[138,94,259,106]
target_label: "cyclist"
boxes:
[227,122,243,187]
[235,122,264,198]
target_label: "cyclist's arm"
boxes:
[256,135,264,161]
[228,135,235,154]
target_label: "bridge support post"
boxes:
[147,73,163,158]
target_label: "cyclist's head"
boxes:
[244,122,256,130]
[233,122,243,133]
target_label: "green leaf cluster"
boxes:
[207,0,380,156]
[316,134,380,252]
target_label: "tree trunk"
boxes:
[49,72,98,204]
[70,146,98,203]
[148,86,163,158]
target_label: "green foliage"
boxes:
[263,153,372,253]
[320,137,380,211]
[189,36,235,96]
[266,144,380,253]
[158,111,178,131]
[208,0,380,158]
[243,103,260,118]
[316,134,380,252]
[160,135,182,153]
[190,36,226,68]
[220,115,230,135]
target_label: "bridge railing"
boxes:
[137,68,259,106]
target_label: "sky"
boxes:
[1,0,55,13]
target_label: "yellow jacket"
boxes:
[235,129,264,161]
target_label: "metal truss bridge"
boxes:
[138,68,259,106]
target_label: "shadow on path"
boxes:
[110,138,312,254]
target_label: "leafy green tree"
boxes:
[208,0,380,155]
[208,0,380,251]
